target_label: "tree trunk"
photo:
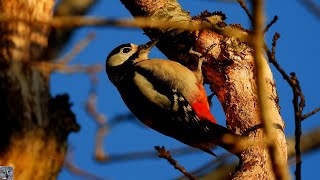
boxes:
[119,0,287,179]
[0,0,79,179]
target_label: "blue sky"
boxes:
[52,1,320,179]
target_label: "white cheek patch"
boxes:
[107,54,129,67]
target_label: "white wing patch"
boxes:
[133,72,170,109]
[172,94,179,112]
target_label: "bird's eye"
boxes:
[122,47,131,53]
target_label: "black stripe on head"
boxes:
[128,51,140,62]
[106,43,132,61]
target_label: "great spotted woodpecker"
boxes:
[105,41,237,156]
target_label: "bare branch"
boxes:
[57,32,96,64]
[291,73,304,180]
[237,0,279,33]
[302,107,320,120]
[96,146,198,163]
[237,0,253,22]
[64,160,107,180]
[155,146,197,180]
[32,62,103,75]
[251,0,290,179]
[31,33,102,76]
[95,125,109,161]
[86,93,106,125]
[265,37,295,88]
[287,128,320,158]
[192,128,320,180]
[264,15,278,32]
[271,32,280,59]
[0,15,251,44]
[265,25,312,180]
[299,0,320,19]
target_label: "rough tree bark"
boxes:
[119,0,287,179]
[0,0,80,179]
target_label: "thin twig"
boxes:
[83,73,111,162]
[271,32,280,59]
[264,15,278,32]
[0,15,251,44]
[57,32,96,64]
[155,146,197,180]
[94,112,137,160]
[265,34,295,88]
[267,31,306,180]
[32,62,103,75]
[187,153,232,177]
[299,0,320,19]
[96,146,198,163]
[64,160,107,180]
[268,34,306,180]
[302,107,320,120]
[237,0,253,22]
[95,125,109,161]
[32,32,101,76]
[291,73,303,180]
[86,93,106,125]
[251,0,290,179]
[64,150,106,180]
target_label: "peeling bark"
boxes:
[119,0,287,179]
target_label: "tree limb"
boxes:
[111,0,288,179]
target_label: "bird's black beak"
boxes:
[138,40,158,53]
